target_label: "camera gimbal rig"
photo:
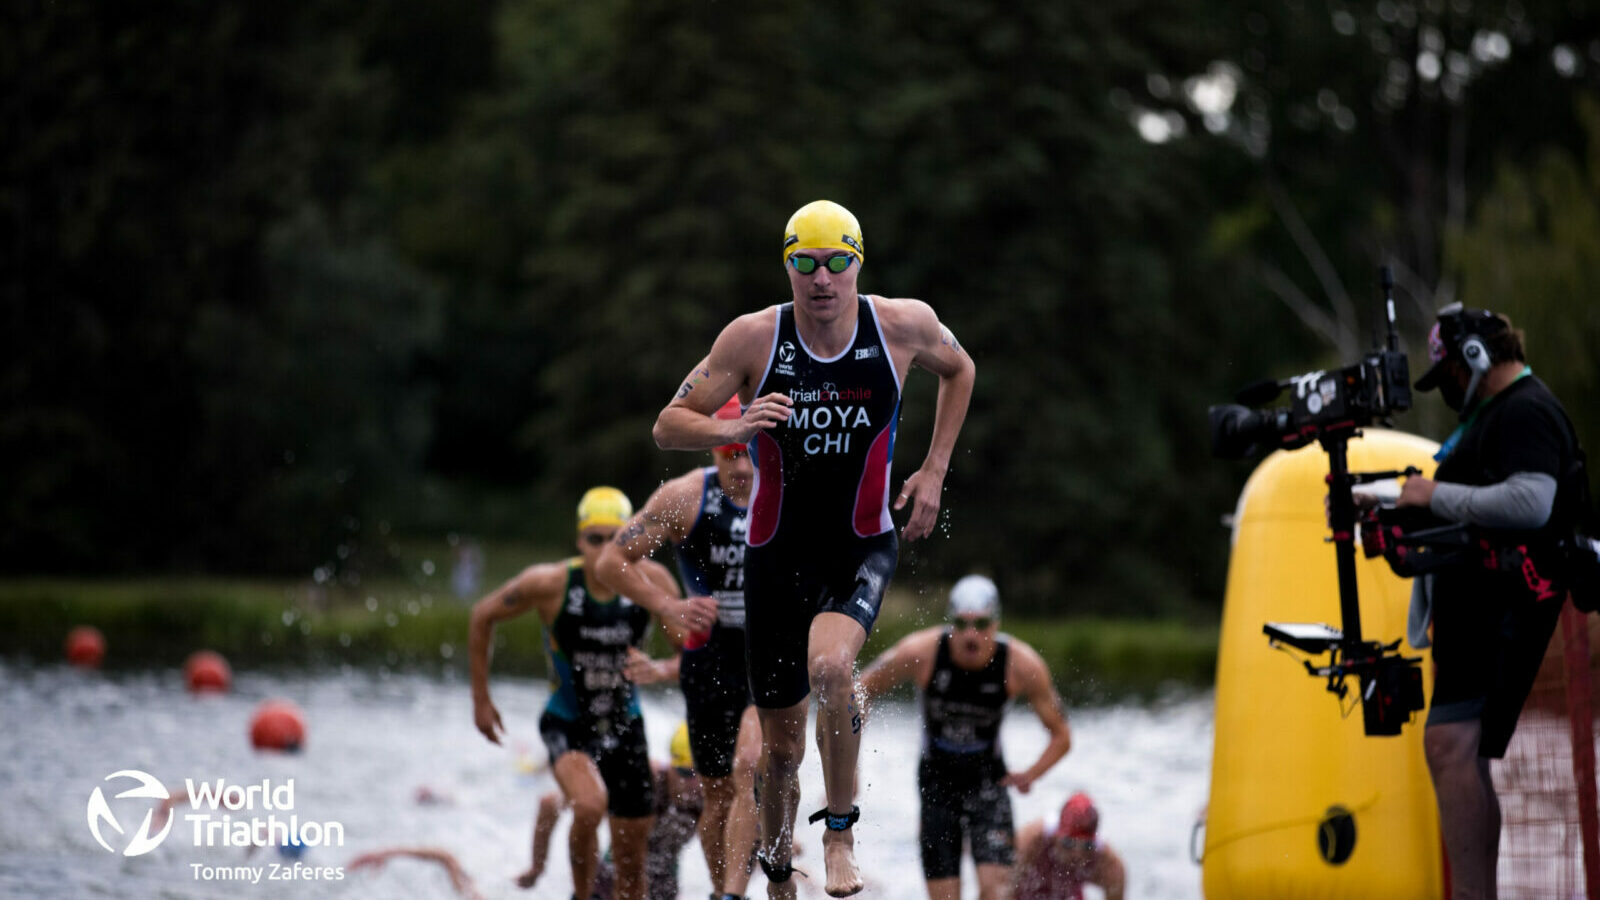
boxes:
[1263,451,1425,736]
[1213,267,1426,736]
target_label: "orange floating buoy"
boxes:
[184,650,232,694]
[250,699,306,752]
[65,626,106,669]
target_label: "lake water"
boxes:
[0,663,1211,899]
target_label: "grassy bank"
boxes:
[0,577,1218,702]
[0,577,532,675]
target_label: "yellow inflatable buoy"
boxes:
[1203,429,1444,899]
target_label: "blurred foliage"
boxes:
[1448,95,1600,470]
[2,0,1595,617]
[0,578,1215,699]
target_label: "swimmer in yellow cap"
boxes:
[596,394,763,900]
[653,201,977,899]
[521,724,706,900]
[468,487,683,900]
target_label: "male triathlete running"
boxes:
[520,722,705,900]
[653,200,976,898]
[469,487,680,900]
[860,575,1073,900]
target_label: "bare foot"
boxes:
[821,829,862,897]
[514,867,541,889]
[766,877,799,900]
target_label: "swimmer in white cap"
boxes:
[860,575,1073,900]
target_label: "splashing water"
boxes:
[0,663,1210,899]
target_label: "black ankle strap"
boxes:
[757,851,800,883]
[807,805,860,831]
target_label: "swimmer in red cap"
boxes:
[595,397,762,900]
[1013,792,1126,900]
[859,575,1073,900]
[652,200,976,899]
[469,487,683,900]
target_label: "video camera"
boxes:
[1209,300,1412,458]
[1210,267,1426,736]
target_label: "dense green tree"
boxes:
[1449,96,1600,475]
[0,0,483,572]
[818,2,1248,612]
[2,1,319,569]
[189,211,441,570]
[4,0,1592,616]
[378,0,1254,610]
[1191,0,1597,356]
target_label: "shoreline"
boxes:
[0,577,1218,703]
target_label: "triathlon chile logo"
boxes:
[87,770,173,856]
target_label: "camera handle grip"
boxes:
[1347,465,1422,485]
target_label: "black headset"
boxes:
[1437,303,1499,416]
[1461,331,1491,373]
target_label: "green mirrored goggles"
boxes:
[789,253,856,275]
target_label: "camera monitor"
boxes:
[1263,622,1345,654]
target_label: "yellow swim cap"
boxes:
[670,721,693,771]
[783,200,864,263]
[576,487,632,532]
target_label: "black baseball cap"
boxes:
[1414,304,1509,392]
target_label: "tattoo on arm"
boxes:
[675,367,712,400]
[939,325,964,356]
[615,521,647,546]
[616,511,670,550]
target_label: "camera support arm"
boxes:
[1260,426,1427,735]
[1322,427,1366,644]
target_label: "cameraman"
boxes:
[1396,304,1581,900]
